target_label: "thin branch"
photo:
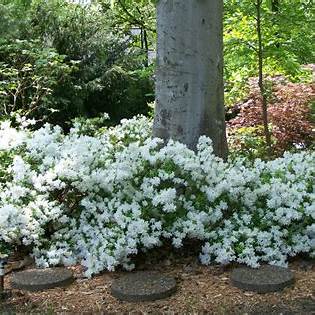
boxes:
[116,0,156,33]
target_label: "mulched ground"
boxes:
[1,256,314,314]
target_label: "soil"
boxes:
[0,257,314,314]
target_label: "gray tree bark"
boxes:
[153,0,228,159]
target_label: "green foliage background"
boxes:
[0,0,313,128]
[0,0,154,127]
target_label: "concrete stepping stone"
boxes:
[231,265,294,293]
[11,268,74,292]
[111,271,177,302]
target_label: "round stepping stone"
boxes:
[11,268,74,292]
[111,271,177,302]
[231,265,294,293]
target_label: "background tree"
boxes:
[108,0,156,66]
[224,0,314,106]
[0,0,155,126]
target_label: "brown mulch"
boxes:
[0,257,314,315]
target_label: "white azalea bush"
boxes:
[0,116,314,276]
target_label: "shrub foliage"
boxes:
[0,116,314,276]
[228,78,314,158]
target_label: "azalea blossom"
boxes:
[0,115,314,276]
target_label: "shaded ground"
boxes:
[0,257,314,314]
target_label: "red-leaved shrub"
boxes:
[228,77,314,156]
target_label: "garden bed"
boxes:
[1,257,314,314]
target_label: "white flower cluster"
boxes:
[0,121,27,151]
[0,116,314,276]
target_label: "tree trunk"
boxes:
[153,0,228,159]
[256,0,272,157]
[271,0,280,48]
[142,28,149,67]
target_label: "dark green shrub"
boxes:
[0,0,154,126]
[0,38,74,120]
[29,0,154,125]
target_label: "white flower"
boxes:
[0,115,314,276]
